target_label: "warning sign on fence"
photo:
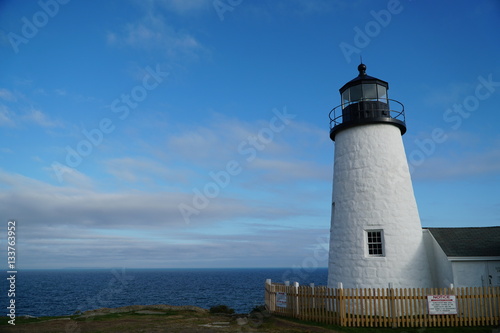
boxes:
[276,292,287,308]
[427,295,457,315]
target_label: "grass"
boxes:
[1,310,497,333]
[338,326,496,333]
[278,316,497,333]
[0,309,186,325]
[73,310,184,321]
[0,315,70,325]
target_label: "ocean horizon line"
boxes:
[15,266,329,271]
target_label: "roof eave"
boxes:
[447,256,500,262]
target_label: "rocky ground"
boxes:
[1,304,342,333]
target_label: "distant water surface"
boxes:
[1,268,327,317]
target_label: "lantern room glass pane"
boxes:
[342,90,349,107]
[349,85,362,102]
[377,85,387,102]
[363,84,377,101]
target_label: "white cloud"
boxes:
[0,106,333,269]
[159,0,209,14]
[104,157,190,184]
[46,163,95,188]
[165,114,315,169]
[106,31,117,44]
[12,225,329,269]
[123,113,332,200]
[0,105,15,127]
[107,7,205,61]
[0,89,64,129]
[0,88,16,101]
[132,0,209,16]
[244,0,343,21]
[54,88,67,96]
[0,147,12,153]
[422,80,475,109]
[23,108,62,128]
[412,148,500,180]
[0,170,244,230]
[249,158,330,182]
[166,126,232,166]
[0,161,330,269]
[287,0,338,15]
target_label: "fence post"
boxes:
[265,279,274,312]
[310,283,315,311]
[294,282,300,318]
[338,282,345,326]
[389,282,397,328]
[282,281,290,316]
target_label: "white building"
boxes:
[326,65,499,289]
[424,227,500,288]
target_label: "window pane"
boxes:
[342,90,349,106]
[349,85,362,102]
[368,244,382,255]
[363,84,377,100]
[366,230,384,256]
[377,85,387,101]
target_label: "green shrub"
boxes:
[209,304,235,314]
[250,305,267,314]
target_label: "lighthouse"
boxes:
[327,64,432,289]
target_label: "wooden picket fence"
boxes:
[264,280,500,328]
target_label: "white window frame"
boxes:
[365,229,385,257]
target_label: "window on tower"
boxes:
[366,230,384,257]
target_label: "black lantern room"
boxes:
[329,64,406,141]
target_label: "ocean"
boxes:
[2,268,328,317]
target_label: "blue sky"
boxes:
[0,0,499,269]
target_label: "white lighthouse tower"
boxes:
[327,64,432,289]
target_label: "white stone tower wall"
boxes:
[327,124,433,289]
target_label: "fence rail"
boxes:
[264,280,500,328]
